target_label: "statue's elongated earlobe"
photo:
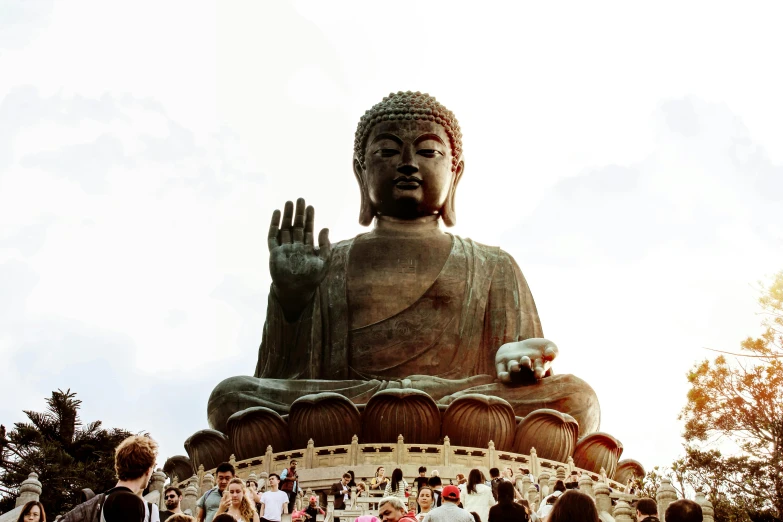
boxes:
[441,160,464,227]
[354,158,374,226]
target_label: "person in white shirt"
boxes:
[259,474,289,522]
[459,469,494,522]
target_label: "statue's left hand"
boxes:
[495,338,558,383]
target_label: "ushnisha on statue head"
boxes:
[352,91,465,227]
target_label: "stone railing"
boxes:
[188,435,626,490]
[167,436,718,521]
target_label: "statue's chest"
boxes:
[346,236,452,329]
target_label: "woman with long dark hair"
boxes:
[547,490,599,522]
[384,468,408,498]
[17,501,46,522]
[488,481,527,522]
[460,469,494,522]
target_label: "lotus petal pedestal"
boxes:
[513,409,579,463]
[362,388,440,443]
[573,432,624,478]
[441,394,516,451]
[615,459,646,485]
[164,455,194,483]
[289,392,362,448]
[227,406,290,460]
[184,429,231,471]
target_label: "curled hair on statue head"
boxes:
[353,91,464,227]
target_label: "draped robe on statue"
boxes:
[207,235,600,434]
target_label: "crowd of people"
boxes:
[13,434,706,522]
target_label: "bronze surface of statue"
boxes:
[207,91,600,441]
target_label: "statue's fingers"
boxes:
[317,228,331,260]
[543,345,558,361]
[533,358,546,379]
[496,362,510,383]
[280,228,291,244]
[507,359,521,373]
[293,198,306,243]
[281,200,294,231]
[304,206,315,246]
[268,209,281,252]
[519,356,532,370]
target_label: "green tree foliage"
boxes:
[0,389,131,515]
[679,271,783,520]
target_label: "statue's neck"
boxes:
[371,215,444,238]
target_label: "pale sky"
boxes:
[1,0,782,478]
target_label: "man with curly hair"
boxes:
[61,434,159,522]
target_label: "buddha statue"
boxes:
[200,91,602,461]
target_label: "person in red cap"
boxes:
[425,485,475,522]
[377,497,417,522]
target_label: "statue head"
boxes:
[353,91,464,226]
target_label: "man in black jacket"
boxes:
[330,472,352,522]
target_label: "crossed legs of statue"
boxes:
[208,373,600,437]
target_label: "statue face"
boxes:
[357,119,462,221]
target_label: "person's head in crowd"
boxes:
[211,516,235,522]
[635,498,658,521]
[289,459,298,471]
[470,513,481,522]
[467,469,483,494]
[341,472,352,485]
[215,462,236,493]
[430,470,439,477]
[347,469,356,485]
[496,481,515,504]
[114,434,159,494]
[418,466,427,476]
[489,468,500,479]
[517,498,531,514]
[245,479,258,491]
[456,473,467,485]
[553,480,566,493]
[417,486,434,512]
[227,478,255,522]
[17,501,46,522]
[390,468,404,490]
[378,496,408,522]
[166,516,194,522]
[428,475,442,489]
[503,467,514,478]
[164,486,182,512]
[441,485,460,504]
[356,516,381,522]
[357,481,367,494]
[309,495,319,507]
[665,500,703,522]
[102,489,146,522]
[548,490,600,522]
[375,466,386,478]
[268,473,281,491]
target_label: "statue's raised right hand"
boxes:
[268,198,331,319]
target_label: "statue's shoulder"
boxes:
[332,238,354,253]
[453,235,515,262]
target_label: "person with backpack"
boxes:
[60,434,159,522]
